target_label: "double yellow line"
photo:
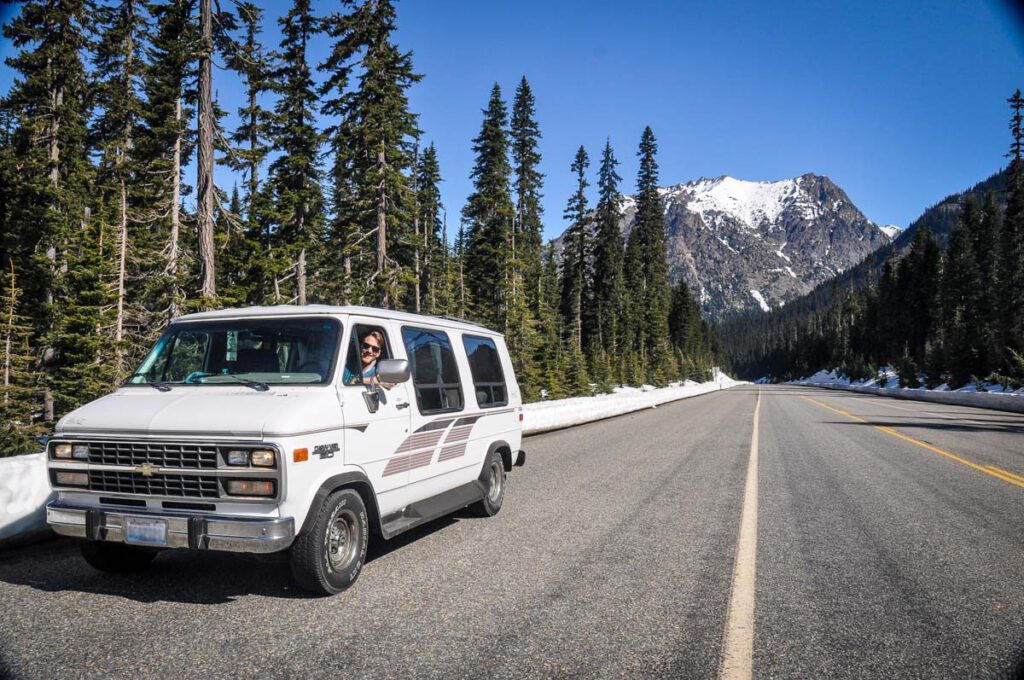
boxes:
[801,395,1024,489]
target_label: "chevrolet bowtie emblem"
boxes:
[137,463,157,477]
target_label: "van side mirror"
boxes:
[376,359,411,384]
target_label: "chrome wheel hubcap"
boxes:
[327,508,358,571]
[487,461,503,503]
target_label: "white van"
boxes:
[45,305,526,595]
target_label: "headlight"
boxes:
[226,480,275,497]
[72,444,90,460]
[227,450,249,466]
[55,471,89,486]
[53,443,72,459]
[250,450,275,467]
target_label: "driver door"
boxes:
[340,318,413,515]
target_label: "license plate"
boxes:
[124,517,167,546]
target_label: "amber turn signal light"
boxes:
[293,448,308,463]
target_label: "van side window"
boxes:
[462,335,507,407]
[401,327,464,414]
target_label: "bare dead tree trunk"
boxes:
[167,95,182,321]
[114,178,126,378]
[412,145,420,313]
[42,62,62,423]
[197,0,216,301]
[3,259,15,405]
[297,248,307,305]
[376,144,388,308]
[342,253,351,306]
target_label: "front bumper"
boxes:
[46,502,295,554]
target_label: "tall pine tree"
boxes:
[319,0,421,307]
[463,84,514,329]
[265,0,324,306]
[560,145,592,348]
[591,139,626,369]
[624,126,671,384]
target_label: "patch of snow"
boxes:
[0,453,54,546]
[775,241,791,262]
[784,266,797,278]
[750,290,770,312]
[716,236,739,254]
[522,376,744,434]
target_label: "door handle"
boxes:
[396,402,410,409]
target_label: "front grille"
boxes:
[86,441,219,470]
[89,470,221,499]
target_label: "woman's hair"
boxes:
[362,330,385,350]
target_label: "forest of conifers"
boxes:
[719,92,1024,388]
[0,0,719,454]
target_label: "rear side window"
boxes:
[463,335,507,407]
[401,327,464,414]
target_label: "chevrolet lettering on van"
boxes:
[45,305,526,595]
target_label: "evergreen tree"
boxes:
[535,245,565,399]
[463,84,514,329]
[560,145,592,349]
[940,200,983,388]
[2,0,94,423]
[999,89,1024,375]
[92,0,149,381]
[320,0,422,307]
[977,192,1003,366]
[414,143,445,313]
[265,0,324,306]
[225,2,272,209]
[591,139,626,371]
[139,0,196,323]
[0,259,45,455]
[510,77,544,308]
[624,126,671,384]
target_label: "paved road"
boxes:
[0,385,1022,678]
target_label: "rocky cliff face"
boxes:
[558,173,893,320]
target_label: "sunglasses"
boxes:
[361,342,381,354]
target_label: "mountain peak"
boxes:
[568,173,890,318]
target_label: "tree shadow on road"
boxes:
[831,417,1024,437]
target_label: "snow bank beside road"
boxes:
[522,377,744,435]
[0,453,55,548]
[0,377,743,547]
[794,370,1024,413]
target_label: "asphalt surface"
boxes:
[1,384,1022,679]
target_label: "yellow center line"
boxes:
[800,395,1024,490]
[987,466,1024,485]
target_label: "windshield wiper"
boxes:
[127,372,172,391]
[222,376,270,391]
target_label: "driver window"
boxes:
[343,325,391,387]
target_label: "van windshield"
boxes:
[128,317,342,386]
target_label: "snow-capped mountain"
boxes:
[556,173,893,319]
[878,224,902,239]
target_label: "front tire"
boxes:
[473,449,506,517]
[290,489,368,596]
[80,541,158,573]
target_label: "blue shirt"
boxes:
[343,364,377,385]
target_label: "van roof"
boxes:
[175,304,500,336]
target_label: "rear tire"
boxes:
[80,541,158,573]
[290,489,368,596]
[473,449,506,517]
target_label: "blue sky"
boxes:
[3,0,1023,239]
